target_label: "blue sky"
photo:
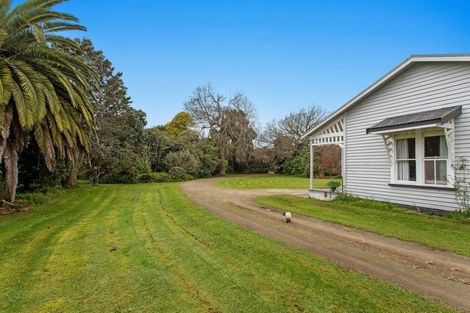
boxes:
[54,0,470,127]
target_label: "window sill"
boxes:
[389,183,455,191]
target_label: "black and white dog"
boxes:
[282,211,292,223]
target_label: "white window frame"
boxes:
[423,130,449,186]
[388,128,454,187]
[394,134,417,184]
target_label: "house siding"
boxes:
[345,62,470,211]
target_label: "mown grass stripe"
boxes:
[0,183,455,313]
[0,188,114,311]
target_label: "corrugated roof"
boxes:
[366,106,462,134]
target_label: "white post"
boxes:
[342,113,347,193]
[310,139,314,190]
[341,144,345,193]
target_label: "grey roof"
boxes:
[366,106,462,134]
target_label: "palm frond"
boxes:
[0,0,96,201]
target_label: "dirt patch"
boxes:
[0,202,32,215]
[181,177,470,312]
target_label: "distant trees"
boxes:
[184,84,257,175]
[145,111,219,180]
[184,87,338,177]
[0,0,96,201]
[260,106,328,174]
[263,106,327,151]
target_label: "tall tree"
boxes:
[146,126,171,172]
[261,105,326,170]
[262,106,327,150]
[225,108,257,171]
[184,84,256,175]
[0,0,96,201]
[67,39,148,183]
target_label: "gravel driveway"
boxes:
[181,177,470,312]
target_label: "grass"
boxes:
[0,184,454,312]
[255,195,470,257]
[218,174,340,189]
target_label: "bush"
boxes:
[190,139,218,177]
[283,153,309,177]
[169,167,193,181]
[18,149,68,192]
[16,192,49,205]
[138,172,171,183]
[164,150,199,175]
[335,194,400,211]
[327,180,341,192]
[99,168,139,184]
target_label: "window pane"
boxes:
[408,138,416,158]
[436,160,447,185]
[425,160,435,184]
[396,138,415,159]
[397,160,416,181]
[425,136,448,158]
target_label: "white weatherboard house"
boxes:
[303,54,470,212]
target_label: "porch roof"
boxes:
[366,106,462,134]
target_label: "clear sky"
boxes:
[53,0,470,127]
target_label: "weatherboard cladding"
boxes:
[345,62,470,211]
[365,105,462,134]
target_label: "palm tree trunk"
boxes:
[4,143,18,202]
[0,105,13,162]
[65,161,79,187]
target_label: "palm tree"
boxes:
[0,0,96,201]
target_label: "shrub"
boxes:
[327,180,341,192]
[164,150,199,175]
[138,172,171,183]
[190,139,218,177]
[16,192,49,205]
[169,167,193,181]
[18,150,68,192]
[99,167,139,184]
[335,194,401,211]
[454,158,470,216]
[283,153,309,177]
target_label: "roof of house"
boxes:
[366,106,462,134]
[302,54,470,139]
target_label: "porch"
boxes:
[306,116,346,201]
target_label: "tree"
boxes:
[317,145,341,177]
[165,112,194,137]
[0,0,96,201]
[184,84,256,175]
[224,108,257,171]
[146,126,172,172]
[66,39,149,184]
[263,106,327,150]
[261,106,326,172]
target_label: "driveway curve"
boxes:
[180,177,470,312]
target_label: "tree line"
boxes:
[1,0,340,201]
[18,39,341,193]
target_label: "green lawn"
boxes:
[218,175,339,189]
[0,184,453,312]
[255,195,470,257]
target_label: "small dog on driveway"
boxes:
[283,211,292,223]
